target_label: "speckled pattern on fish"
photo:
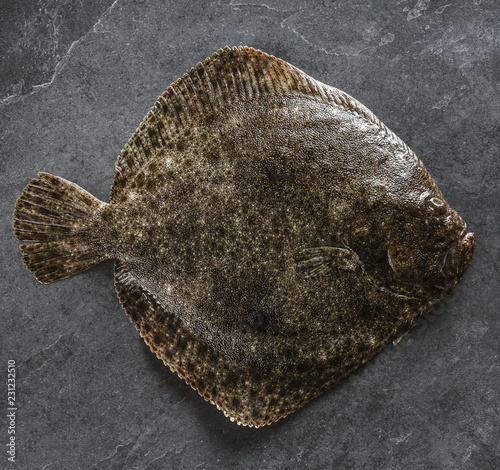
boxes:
[13,46,475,427]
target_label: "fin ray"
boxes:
[14,173,109,283]
[297,246,362,278]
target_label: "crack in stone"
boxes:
[278,11,342,56]
[91,437,135,469]
[281,15,397,57]
[407,0,431,21]
[109,408,189,468]
[230,1,303,26]
[389,430,413,444]
[0,0,121,108]
[281,19,375,57]
[144,443,190,470]
[229,1,286,12]
[21,331,76,378]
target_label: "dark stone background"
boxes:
[1,1,498,468]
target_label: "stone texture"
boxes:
[1,0,498,468]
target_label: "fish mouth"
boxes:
[437,225,475,297]
[459,229,476,270]
[454,225,476,277]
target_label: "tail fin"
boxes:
[13,172,109,284]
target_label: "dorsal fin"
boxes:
[110,46,415,203]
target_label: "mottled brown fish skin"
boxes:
[13,47,475,427]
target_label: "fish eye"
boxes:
[426,196,447,214]
[429,197,444,207]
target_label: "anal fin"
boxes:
[113,260,338,427]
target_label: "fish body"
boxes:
[14,47,475,426]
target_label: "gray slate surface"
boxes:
[1,1,499,468]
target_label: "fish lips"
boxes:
[438,226,475,297]
[458,229,476,275]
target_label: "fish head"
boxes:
[384,193,476,300]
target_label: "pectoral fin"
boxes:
[296,246,362,278]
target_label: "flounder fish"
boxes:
[14,47,475,427]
